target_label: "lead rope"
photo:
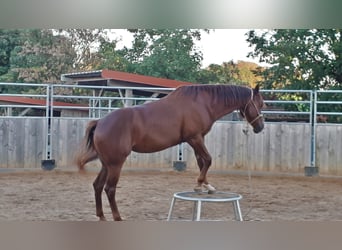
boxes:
[242,121,254,220]
[241,90,254,220]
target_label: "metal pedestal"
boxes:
[167,191,243,221]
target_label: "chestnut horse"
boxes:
[76,84,265,221]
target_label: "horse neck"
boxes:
[210,86,251,120]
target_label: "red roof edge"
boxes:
[101,69,195,88]
[0,96,87,108]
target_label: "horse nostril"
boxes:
[253,124,264,134]
[253,128,260,134]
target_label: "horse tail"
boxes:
[75,120,99,171]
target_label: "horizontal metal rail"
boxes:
[315,90,342,120]
[0,83,341,123]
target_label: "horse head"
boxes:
[240,84,265,134]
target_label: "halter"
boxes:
[242,88,263,126]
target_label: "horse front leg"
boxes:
[195,154,216,194]
[188,136,216,194]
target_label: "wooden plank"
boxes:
[328,125,338,175]
[261,125,271,171]
[316,125,329,174]
[254,127,266,171]
[218,122,229,171]
[234,123,245,170]
[289,124,299,172]
[336,126,342,175]
[224,123,234,170]
[0,119,9,168]
[23,118,43,168]
[206,122,218,170]
[7,119,25,168]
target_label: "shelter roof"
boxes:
[61,69,195,89]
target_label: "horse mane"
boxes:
[173,84,252,106]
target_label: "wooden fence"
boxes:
[316,124,342,175]
[0,118,46,169]
[1,117,341,175]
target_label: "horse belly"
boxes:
[132,124,181,153]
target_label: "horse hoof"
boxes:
[194,186,203,193]
[194,183,216,194]
[203,183,216,194]
[99,216,107,221]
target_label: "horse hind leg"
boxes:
[93,165,108,221]
[104,163,124,221]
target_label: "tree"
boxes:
[122,29,206,82]
[91,36,130,71]
[55,29,109,70]
[247,29,342,90]
[0,30,23,77]
[233,61,264,87]
[0,29,76,84]
[196,60,264,86]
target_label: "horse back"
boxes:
[94,93,214,154]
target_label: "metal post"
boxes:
[44,85,50,160]
[173,143,186,171]
[41,84,55,170]
[312,90,317,168]
[178,143,184,161]
[49,84,54,159]
[305,90,319,176]
[125,89,133,107]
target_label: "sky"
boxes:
[196,29,260,68]
[111,29,265,69]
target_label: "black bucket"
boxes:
[41,159,56,170]
[173,161,187,172]
[304,166,319,176]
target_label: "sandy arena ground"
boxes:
[0,169,342,221]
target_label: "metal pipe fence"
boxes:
[1,82,341,173]
[2,83,341,123]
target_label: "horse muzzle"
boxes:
[253,123,264,134]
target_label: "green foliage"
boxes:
[55,29,109,70]
[0,29,76,86]
[123,29,205,82]
[92,37,130,71]
[247,29,342,123]
[247,29,342,90]
[0,29,26,80]
[196,60,264,86]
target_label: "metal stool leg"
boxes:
[196,200,202,221]
[232,200,243,221]
[192,201,197,221]
[167,197,176,221]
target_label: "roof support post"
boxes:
[6,107,12,116]
[125,89,133,107]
